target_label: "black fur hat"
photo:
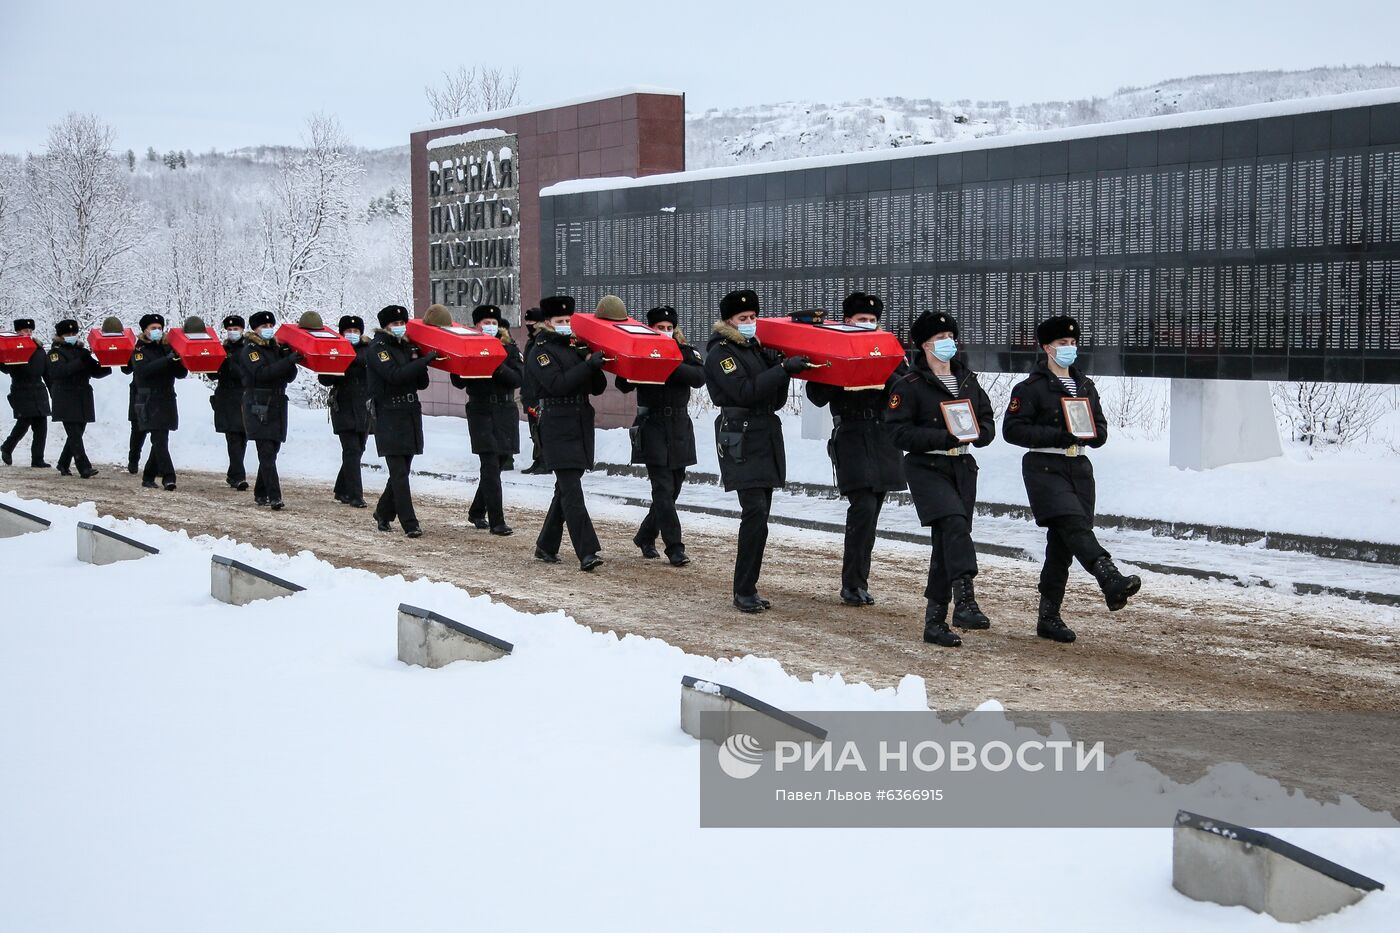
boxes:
[1036,315,1080,346]
[524,306,546,324]
[719,289,760,318]
[843,292,883,319]
[472,304,503,324]
[540,295,575,318]
[646,306,678,327]
[55,319,80,337]
[788,308,824,324]
[223,315,245,330]
[338,315,365,333]
[138,313,165,331]
[249,311,277,331]
[378,304,410,327]
[13,318,36,331]
[909,311,958,347]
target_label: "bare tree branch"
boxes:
[425,65,522,120]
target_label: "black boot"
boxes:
[1036,594,1076,643]
[633,533,659,559]
[1090,555,1141,611]
[922,602,961,647]
[839,587,865,607]
[950,576,990,630]
[733,593,765,613]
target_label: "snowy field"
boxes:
[2,492,1398,931]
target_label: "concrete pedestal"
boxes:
[1172,811,1383,922]
[77,522,159,565]
[211,555,305,606]
[680,675,826,747]
[0,502,50,538]
[397,603,513,668]
[1169,379,1282,470]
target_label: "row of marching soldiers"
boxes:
[1,291,1141,646]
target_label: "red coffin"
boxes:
[88,328,137,367]
[0,332,38,365]
[168,328,228,373]
[569,313,683,384]
[404,317,507,379]
[753,318,904,389]
[275,324,355,374]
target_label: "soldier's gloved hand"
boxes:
[288,351,304,364]
[586,350,606,369]
[423,349,441,361]
[1060,431,1083,447]
[781,355,811,374]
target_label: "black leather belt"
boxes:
[833,410,879,424]
[720,406,772,419]
[542,395,586,407]
[637,405,677,416]
[481,393,515,404]
[384,393,419,405]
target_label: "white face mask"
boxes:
[389,325,407,338]
[259,327,276,341]
[62,334,78,345]
[226,330,243,342]
[147,328,164,342]
[555,323,573,338]
[851,320,878,330]
[480,323,499,337]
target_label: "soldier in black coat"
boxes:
[239,311,303,509]
[449,303,524,536]
[45,319,111,477]
[318,314,371,508]
[129,313,186,489]
[208,314,249,490]
[806,293,909,608]
[703,290,812,613]
[526,295,608,570]
[366,304,439,537]
[1003,315,1141,643]
[1,317,50,467]
[519,305,548,474]
[615,305,705,567]
[114,313,145,474]
[886,312,997,648]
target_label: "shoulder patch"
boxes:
[1008,396,1022,413]
[719,357,737,374]
[536,352,552,366]
[248,351,261,362]
[888,392,902,410]
[50,352,60,362]
[378,350,391,362]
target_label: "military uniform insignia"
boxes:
[50,353,60,362]
[720,357,737,374]
[378,350,391,362]
[134,353,144,361]
[536,353,552,366]
[888,393,902,410]
[1008,396,1022,413]
[248,351,261,362]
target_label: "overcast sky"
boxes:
[1,0,1396,154]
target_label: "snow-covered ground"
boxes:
[3,491,1397,931]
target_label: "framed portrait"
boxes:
[1061,397,1097,440]
[939,399,981,443]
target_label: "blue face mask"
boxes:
[62,335,78,345]
[345,333,360,345]
[736,322,758,339]
[555,323,573,337]
[226,330,243,342]
[931,337,957,362]
[480,323,499,337]
[1054,345,1078,368]
[259,327,276,341]
[148,328,164,342]
[851,320,878,331]
[389,325,407,338]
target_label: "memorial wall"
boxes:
[541,90,1400,384]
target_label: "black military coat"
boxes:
[702,323,791,492]
[45,342,110,424]
[805,367,907,495]
[365,329,434,458]
[450,332,523,456]
[1002,362,1109,526]
[208,340,248,435]
[319,344,373,435]
[128,337,187,432]
[238,336,300,443]
[615,339,703,469]
[524,328,606,472]
[886,355,996,525]
[2,343,50,419]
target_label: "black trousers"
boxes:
[377,454,418,529]
[224,432,247,485]
[335,431,366,501]
[733,486,774,598]
[128,425,146,470]
[254,439,282,502]
[470,453,509,527]
[3,416,46,464]
[536,468,600,560]
[142,430,175,484]
[842,489,885,592]
[924,513,979,605]
[1039,515,1109,601]
[57,422,91,473]
[637,466,686,555]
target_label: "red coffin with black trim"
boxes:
[753,318,904,389]
[404,317,507,379]
[275,324,356,374]
[167,328,228,373]
[88,328,137,367]
[568,312,683,384]
[0,332,38,365]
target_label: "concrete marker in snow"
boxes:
[210,555,305,606]
[0,501,50,538]
[76,521,159,565]
[680,675,827,747]
[397,603,513,668]
[1172,810,1384,922]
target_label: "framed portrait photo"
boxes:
[1061,397,1097,440]
[939,399,981,443]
